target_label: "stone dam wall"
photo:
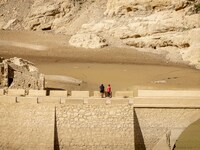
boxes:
[0,90,200,150]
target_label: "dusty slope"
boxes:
[0,0,200,68]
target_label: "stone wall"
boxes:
[0,92,200,150]
[56,104,134,150]
[0,103,54,150]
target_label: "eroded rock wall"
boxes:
[70,0,200,68]
[1,57,45,90]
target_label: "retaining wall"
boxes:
[56,104,134,150]
[0,103,54,150]
[0,90,200,150]
[138,90,200,97]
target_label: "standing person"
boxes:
[99,84,105,98]
[106,84,112,98]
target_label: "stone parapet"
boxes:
[138,90,200,97]
[134,97,200,107]
[71,91,90,98]
[50,90,68,97]
[7,89,25,96]
[38,97,61,104]
[16,97,38,104]
[0,96,199,107]
[0,96,16,103]
[28,90,46,97]
[1,90,200,107]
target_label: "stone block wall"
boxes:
[7,89,25,96]
[0,94,200,150]
[50,90,68,97]
[138,90,200,97]
[71,91,90,98]
[0,103,55,150]
[56,104,134,150]
[28,90,46,97]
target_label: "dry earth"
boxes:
[0,0,200,68]
[0,30,200,93]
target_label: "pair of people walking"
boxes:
[99,84,112,98]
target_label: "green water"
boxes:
[175,119,200,150]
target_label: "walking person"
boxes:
[99,84,105,98]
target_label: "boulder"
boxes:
[2,19,18,30]
[69,33,108,49]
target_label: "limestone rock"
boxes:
[0,20,5,30]
[0,57,45,90]
[69,33,108,49]
[23,1,60,30]
[2,18,18,30]
[104,0,188,16]
[0,0,7,6]
[125,28,200,69]
[181,28,200,69]
[23,0,90,32]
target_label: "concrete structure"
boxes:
[0,103,54,150]
[7,89,25,96]
[28,90,46,97]
[0,90,200,150]
[0,96,16,103]
[17,97,38,104]
[50,90,68,97]
[138,90,200,97]
[71,91,90,98]
[38,97,61,104]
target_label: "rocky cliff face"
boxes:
[0,0,200,68]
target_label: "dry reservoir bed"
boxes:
[36,62,200,92]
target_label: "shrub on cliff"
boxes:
[194,3,200,12]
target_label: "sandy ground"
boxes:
[0,31,200,91]
[36,62,200,93]
[0,30,200,148]
[0,30,171,64]
[0,30,199,92]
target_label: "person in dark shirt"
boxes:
[99,84,105,98]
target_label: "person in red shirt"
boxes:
[106,84,112,98]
